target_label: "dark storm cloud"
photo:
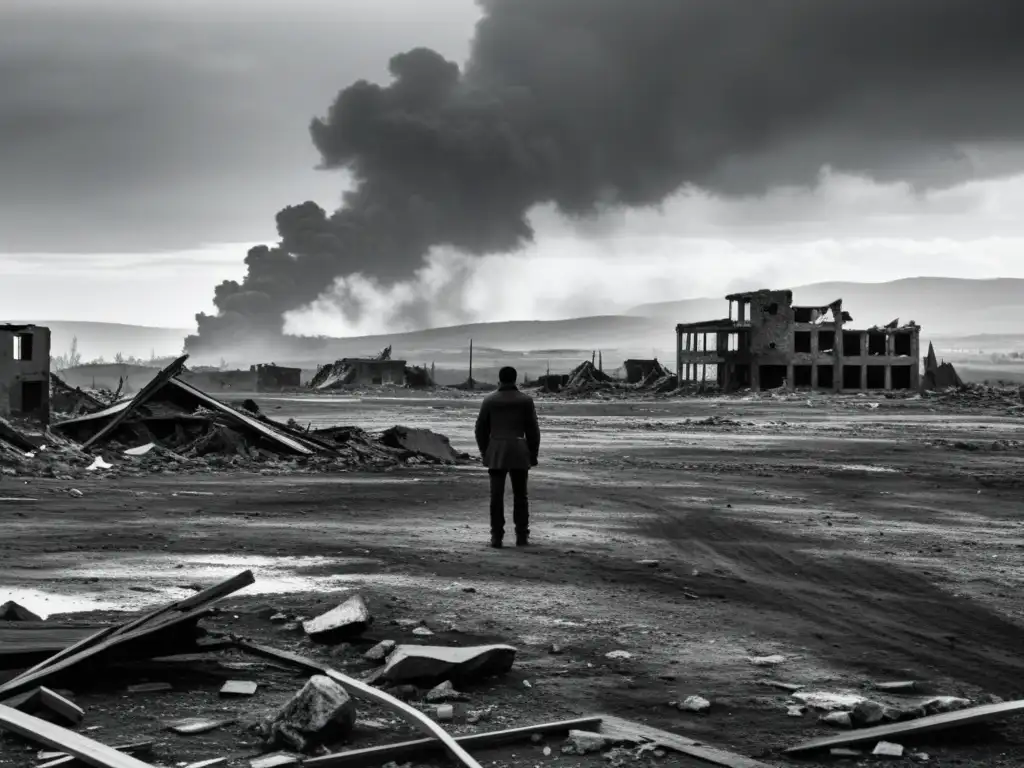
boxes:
[189,0,1024,350]
[0,0,475,253]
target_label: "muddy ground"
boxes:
[2,392,1024,767]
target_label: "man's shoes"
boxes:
[490,536,503,549]
[516,534,529,547]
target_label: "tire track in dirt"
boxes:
[642,507,1024,695]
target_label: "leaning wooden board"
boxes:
[0,704,156,768]
[0,623,110,670]
[598,714,778,768]
[786,700,1024,755]
[235,641,483,768]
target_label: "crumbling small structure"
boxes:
[675,289,921,393]
[0,324,51,424]
[622,359,668,384]
[252,363,302,391]
[922,342,964,390]
[310,358,408,389]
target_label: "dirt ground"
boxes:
[2,392,1024,767]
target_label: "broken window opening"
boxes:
[793,365,813,388]
[794,331,812,354]
[842,332,861,357]
[765,302,779,316]
[891,365,912,390]
[842,365,862,390]
[866,365,886,390]
[868,332,887,356]
[759,365,787,390]
[819,330,836,354]
[793,307,813,323]
[12,333,33,361]
[20,380,44,413]
[893,333,912,357]
[817,365,835,389]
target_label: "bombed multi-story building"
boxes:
[1,323,51,423]
[675,289,921,393]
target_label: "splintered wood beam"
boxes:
[234,641,483,768]
[0,704,156,768]
[302,717,604,767]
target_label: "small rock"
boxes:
[820,711,853,728]
[425,681,468,703]
[675,696,711,714]
[269,613,289,623]
[69,488,84,498]
[542,746,552,756]
[786,705,806,718]
[872,741,904,758]
[566,730,609,755]
[793,692,866,712]
[462,586,477,593]
[852,699,887,726]
[364,639,396,663]
[523,680,532,689]
[412,626,434,636]
[921,696,971,714]
[605,650,632,660]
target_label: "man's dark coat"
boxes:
[474,384,540,470]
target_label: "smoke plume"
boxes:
[187,0,1024,354]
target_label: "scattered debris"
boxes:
[672,696,711,714]
[302,594,373,644]
[792,691,865,712]
[425,680,469,703]
[565,730,611,755]
[379,426,461,463]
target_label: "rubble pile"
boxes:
[0,355,469,478]
[561,361,615,395]
[923,383,1024,414]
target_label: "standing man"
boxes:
[474,366,541,548]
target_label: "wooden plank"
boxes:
[36,740,154,768]
[81,354,189,449]
[0,623,110,671]
[110,570,254,639]
[301,716,603,767]
[785,700,1024,755]
[235,641,483,768]
[598,714,776,768]
[0,704,156,768]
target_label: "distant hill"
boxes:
[12,321,189,362]
[627,277,1024,336]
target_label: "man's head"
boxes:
[498,366,518,385]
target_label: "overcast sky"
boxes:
[3,0,1024,331]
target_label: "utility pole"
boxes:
[598,350,603,372]
[468,339,474,390]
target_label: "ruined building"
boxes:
[675,290,921,393]
[1,324,51,423]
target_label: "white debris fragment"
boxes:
[872,741,904,758]
[675,696,711,714]
[605,650,632,660]
[87,456,113,471]
[747,654,786,666]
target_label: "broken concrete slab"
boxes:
[821,712,853,728]
[378,644,517,686]
[0,601,43,622]
[261,675,357,753]
[302,595,372,644]
[166,717,235,735]
[220,680,259,697]
[379,426,459,463]
[873,681,917,692]
[363,639,395,663]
